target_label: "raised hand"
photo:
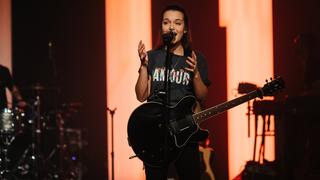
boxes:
[185,51,199,76]
[138,40,148,66]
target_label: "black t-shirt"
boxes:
[147,48,210,105]
[0,65,14,109]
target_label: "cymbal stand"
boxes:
[0,133,17,179]
[16,90,44,178]
[43,111,65,179]
[54,112,66,178]
[35,94,41,153]
[107,107,116,180]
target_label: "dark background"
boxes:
[10,0,320,179]
[12,0,107,179]
[273,0,320,179]
[274,0,320,97]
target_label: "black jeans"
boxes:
[144,143,201,180]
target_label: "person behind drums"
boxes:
[0,64,27,180]
[0,64,27,109]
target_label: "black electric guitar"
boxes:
[127,77,284,167]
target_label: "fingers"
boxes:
[184,51,198,72]
[138,40,148,65]
[138,40,145,51]
[185,57,195,71]
[192,51,197,60]
[138,41,146,58]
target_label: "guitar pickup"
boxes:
[169,115,194,134]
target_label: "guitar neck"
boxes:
[193,89,262,124]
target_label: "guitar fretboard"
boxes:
[193,90,262,124]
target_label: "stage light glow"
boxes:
[0,0,13,105]
[106,0,152,179]
[219,0,275,178]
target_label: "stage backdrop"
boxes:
[0,0,12,103]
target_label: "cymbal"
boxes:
[21,83,60,91]
[30,84,46,91]
[61,102,83,108]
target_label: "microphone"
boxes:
[162,31,177,45]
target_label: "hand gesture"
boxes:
[138,40,148,66]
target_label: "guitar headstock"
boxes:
[261,76,285,96]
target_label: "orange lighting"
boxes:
[219,0,274,179]
[0,0,12,104]
[106,0,151,179]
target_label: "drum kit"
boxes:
[0,84,86,180]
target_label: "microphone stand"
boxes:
[162,40,173,165]
[163,45,173,105]
[107,107,116,180]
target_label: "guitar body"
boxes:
[127,96,209,167]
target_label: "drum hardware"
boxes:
[7,88,47,179]
[0,91,86,179]
[0,108,25,180]
[50,112,68,179]
[0,145,19,180]
[42,103,85,180]
[18,90,46,179]
[0,108,25,136]
[21,83,61,92]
